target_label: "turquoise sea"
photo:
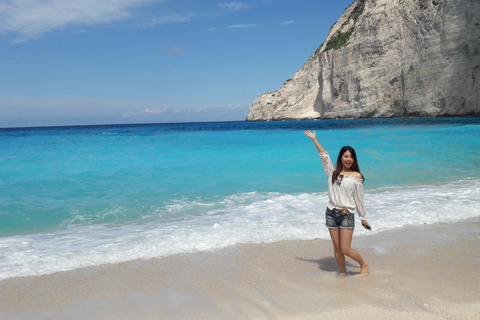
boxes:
[1,118,479,280]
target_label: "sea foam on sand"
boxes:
[1,217,479,320]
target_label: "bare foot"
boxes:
[359,264,369,277]
[338,272,348,277]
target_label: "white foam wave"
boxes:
[0,178,479,280]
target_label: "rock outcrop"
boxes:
[246,0,480,121]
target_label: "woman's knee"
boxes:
[332,244,342,253]
[340,246,351,255]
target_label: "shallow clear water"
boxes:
[1,118,479,279]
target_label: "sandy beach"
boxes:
[1,217,479,320]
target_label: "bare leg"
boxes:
[328,228,347,274]
[339,228,369,276]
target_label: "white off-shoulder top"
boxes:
[319,152,366,219]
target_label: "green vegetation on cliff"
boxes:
[325,0,366,51]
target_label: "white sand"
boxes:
[1,218,479,319]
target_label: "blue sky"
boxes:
[0,0,354,128]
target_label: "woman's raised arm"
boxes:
[303,130,327,153]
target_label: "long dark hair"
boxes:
[332,146,364,183]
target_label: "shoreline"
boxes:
[1,218,480,319]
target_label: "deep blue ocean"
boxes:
[1,118,479,280]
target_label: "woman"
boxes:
[304,130,370,276]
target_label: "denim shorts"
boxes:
[325,207,355,229]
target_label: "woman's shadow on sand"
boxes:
[295,256,356,273]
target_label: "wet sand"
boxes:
[1,218,479,319]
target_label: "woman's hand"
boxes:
[361,220,371,230]
[304,130,326,153]
[303,130,316,140]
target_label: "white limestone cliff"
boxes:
[246,0,480,121]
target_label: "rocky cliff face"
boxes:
[246,0,480,121]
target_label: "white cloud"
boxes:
[227,24,257,28]
[167,45,185,55]
[123,104,249,122]
[123,108,167,117]
[196,104,244,112]
[141,12,196,27]
[0,95,249,127]
[158,45,186,55]
[282,20,295,25]
[218,2,248,10]
[0,0,159,42]
[143,108,165,114]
